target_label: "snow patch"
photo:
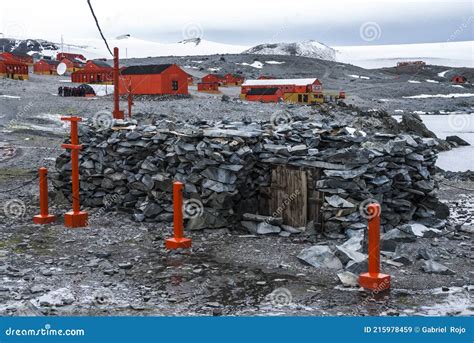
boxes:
[265,60,285,65]
[438,70,450,77]
[404,93,474,99]
[87,84,114,97]
[408,80,421,84]
[237,61,264,69]
[348,74,370,79]
[0,95,21,99]
[426,79,439,83]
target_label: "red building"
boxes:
[33,59,60,75]
[0,52,34,65]
[202,73,225,85]
[242,78,322,94]
[118,64,189,96]
[451,75,467,84]
[0,54,29,80]
[397,61,425,67]
[197,82,219,92]
[241,78,323,104]
[186,73,194,85]
[60,58,84,74]
[223,73,244,86]
[245,87,283,102]
[71,60,113,84]
[56,52,86,62]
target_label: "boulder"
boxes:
[381,228,416,251]
[255,222,281,234]
[445,135,470,146]
[297,245,343,269]
[335,245,366,265]
[421,260,455,275]
[34,288,75,307]
[337,271,359,287]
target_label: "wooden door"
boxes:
[269,165,307,227]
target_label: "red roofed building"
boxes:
[60,58,84,74]
[241,78,323,104]
[245,87,283,102]
[0,52,34,66]
[118,64,189,95]
[71,60,113,84]
[197,82,219,92]
[33,59,60,75]
[223,73,244,86]
[56,52,86,62]
[202,73,225,86]
[0,54,29,80]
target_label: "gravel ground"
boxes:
[0,59,473,316]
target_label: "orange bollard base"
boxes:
[359,272,391,291]
[165,237,192,250]
[64,211,88,228]
[113,110,125,120]
[33,214,56,225]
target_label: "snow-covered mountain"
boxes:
[0,38,60,57]
[243,41,336,61]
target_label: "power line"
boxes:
[86,0,113,57]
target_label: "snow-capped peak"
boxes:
[243,40,336,61]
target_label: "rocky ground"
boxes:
[0,58,473,316]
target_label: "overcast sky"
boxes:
[1,0,472,46]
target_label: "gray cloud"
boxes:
[1,0,472,46]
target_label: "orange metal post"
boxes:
[61,116,88,228]
[33,167,56,224]
[127,80,133,118]
[359,203,391,291]
[165,181,192,250]
[112,47,124,120]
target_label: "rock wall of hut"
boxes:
[54,119,443,235]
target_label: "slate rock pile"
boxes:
[54,116,445,235]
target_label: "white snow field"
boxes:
[335,41,473,69]
[25,36,473,69]
[55,37,248,59]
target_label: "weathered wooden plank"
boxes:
[269,165,307,227]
